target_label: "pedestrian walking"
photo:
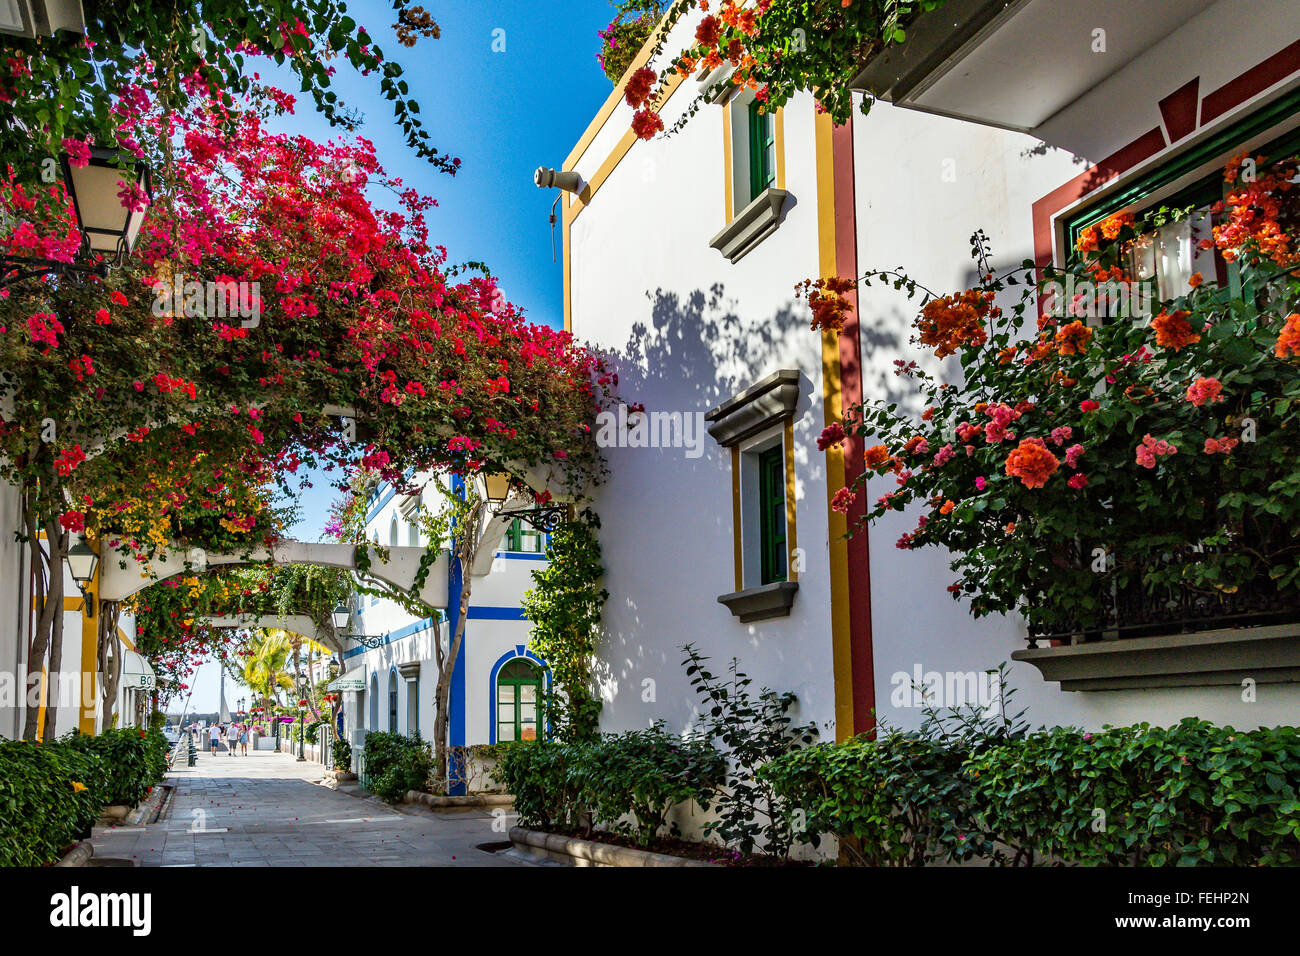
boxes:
[227,722,238,756]
[240,723,250,756]
[209,722,221,755]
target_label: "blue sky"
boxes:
[273,0,620,541]
[183,1,621,712]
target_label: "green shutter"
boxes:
[748,100,775,202]
[506,518,521,551]
[758,446,787,584]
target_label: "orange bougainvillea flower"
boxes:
[798,276,856,333]
[1075,225,1101,254]
[1099,211,1135,240]
[1276,313,1300,358]
[916,289,995,358]
[1185,377,1223,406]
[1004,437,1060,489]
[1151,309,1201,351]
[1054,320,1093,356]
[939,500,955,515]
[1188,271,1204,288]
[863,444,890,469]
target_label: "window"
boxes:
[503,518,543,553]
[747,100,776,202]
[368,675,378,729]
[496,658,542,742]
[1064,105,1300,306]
[388,670,399,733]
[758,445,787,584]
[389,515,399,547]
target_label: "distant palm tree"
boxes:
[241,630,295,724]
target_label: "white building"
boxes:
[553,0,1300,763]
[333,473,551,793]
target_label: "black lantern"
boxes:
[331,603,351,632]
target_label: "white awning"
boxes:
[120,650,156,690]
[328,667,366,692]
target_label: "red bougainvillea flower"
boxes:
[903,435,929,457]
[1185,377,1223,406]
[1004,437,1059,488]
[1151,309,1201,350]
[1067,473,1088,489]
[1054,320,1093,356]
[1080,399,1100,412]
[1276,313,1300,358]
[631,108,664,140]
[1204,436,1240,455]
[1135,433,1178,469]
[830,486,856,514]
[818,421,845,451]
[59,510,85,532]
[797,276,856,333]
[974,476,987,491]
[624,66,657,108]
[695,14,721,46]
[1064,444,1085,469]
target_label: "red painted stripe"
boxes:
[832,118,876,739]
[1201,36,1300,125]
[1159,77,1200,143]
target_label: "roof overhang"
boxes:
[851,0,1218,132]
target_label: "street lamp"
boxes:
[66,536,99,617]
[475,472,512,512]
[328,657,340,679]
[296,698,308,763]
[62,147,153,256]
[331,603,351,632]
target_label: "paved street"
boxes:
[89,747,531,867]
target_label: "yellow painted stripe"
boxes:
[775,106,786,191]
[783,420,799,583]
[815,111,855,742]
[563,192,573,332]
[722,99,734,224]
[731,446,743,591]
[563,9,679,171]
[79,546,99,733]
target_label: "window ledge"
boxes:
[705,369,801,448]
[718,581,799,623]
[1010,623,1300,691]
[710,187,789,263]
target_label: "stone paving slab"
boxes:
[89,747,531,867]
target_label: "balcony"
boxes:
[850,0,1218,131]
[1013,548,1300,690]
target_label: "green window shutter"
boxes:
[497,659,542,742]
[748,100,775,202]
[758,446,787,584]
[506,518,521,551]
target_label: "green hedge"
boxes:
[333,737,352,771]
[67,729,169,807]
[362,732,434,802]
[761,718,1300,866]
[499,724,725,846]
[0,728,169,867]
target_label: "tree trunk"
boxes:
[42,517,68,741]
[99,602,123,729]
[432,500,481,792]
[23,505,64,741]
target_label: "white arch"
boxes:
[206,614,343,655]
[99,540,450,608]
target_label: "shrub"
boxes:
[499,727,724,846]
[682,644,819,856]
[967,719,1300,866]
[498,740,587,831]
[66,728,169,808]
[0,739,106,866]
[333,737,352,772]
[362,731,434,803]
[576,724,725,845]
[764,714,1300,866]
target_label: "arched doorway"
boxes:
[368,674,379,730]
[495,658,542,743]
[388,668,399,733]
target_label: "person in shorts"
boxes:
[239,723,249,756]
[209,723,221,755]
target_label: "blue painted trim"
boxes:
[466,606,528,621]
[339,615,439,660]
[493,551,548,561]
[365,486,396,525]
[447,473,468,795]
[487,646,551,744]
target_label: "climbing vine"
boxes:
[521,510,608,741]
